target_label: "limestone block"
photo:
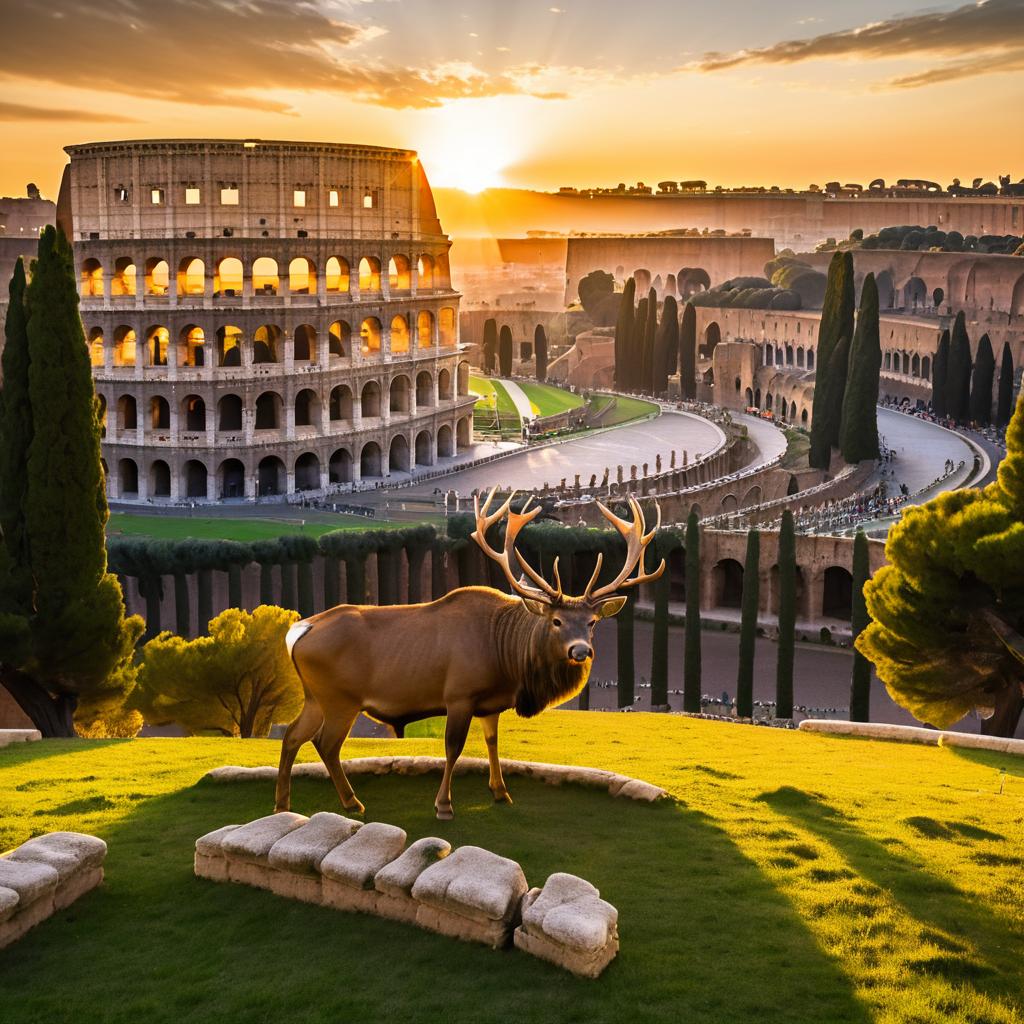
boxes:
[292,762,329,779]
[939,731,1024,756]
[54,866,104,911]
[195,823,242,858]
[345,757,396,775]
[265,869,322,905]
[372,890,421,926]
[0,858,59,910]
[320,822,407,890]
[226,859,278,890]
[411,846,527,927]
[514,924,619,979]
[220,813,308,865]
[798,720,941,745]
[414,903,511,949]
[321,879,380,915]
[614,779,667,802]
[0,729,42,748]
[8,832,107,884]
[194,851,231,883]
[374,837,451,899]
[0,892,54,951]
[0,886,18,924]
[267,812,362,874]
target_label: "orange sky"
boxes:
[1,0,1022,201]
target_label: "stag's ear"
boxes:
[596,595,628,619]
[521,597,549,617]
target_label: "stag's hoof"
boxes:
[435,805,454,821]
[492,790,513,805]
[343,797,365,814]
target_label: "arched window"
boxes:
[415,430,432,467]
[117,394,137,430]
[219,459,245,499]
[388,254,411,291]
[456,415,471,451]
[254,391,282,430]
[88,327,105,367]
[416,370,433,407]
[437,424,453,458]
[294,452,320,491]
[119,459,139,495]
[329,448,352,484]
[149,396,170,430]
[329,385,353,421]
[111,258,136,297]
[417,310,434,349]
[177,257,205,297]
[146,326,169,366]
[217,325,243,367]
[217,394,243,432]
[293,324,316,363]
[806,349,815,371]
[417,254,435,290]
[389,375,411,413]
[390,314,410,354]
[329,321,351,360]
[358,257,381,293]
[178,325,205,367]
[389,434,410,473]
[439,307,456,348]
[253,325,281,364]
[360,441,382,478]
[288,257,316,295]
[438,368,452,401]
[796,346,805,368]
[144,258,169,296]
[360,318,382,355]
[294,388,320,429]
[182,394,206,432]
[184,460,208,499]
[361,380,382,418]
[81,258,103,297]
[214,257,243,296]
[252,257,279,295]
[325,257,350,293]
[150,460,171,497]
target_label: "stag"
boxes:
[276,489,664,819]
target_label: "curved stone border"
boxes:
[196,812,619,977]
[0,729,41,749]
[799,719,1024,756]
[204,756,669,803]
[0,832,107,948]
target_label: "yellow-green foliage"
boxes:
[858,393,1024,727]
[135,605,301,738]
[0,714,1021,1024]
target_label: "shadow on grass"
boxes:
[758,786,1024,1001]
[0,773,872,1024]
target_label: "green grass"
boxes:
[591,393,659,427]
[782,428,811,469]
[107,513,411,542]
[1,715,1022,1023]
[469,375,521,438]
[516,381,584,418]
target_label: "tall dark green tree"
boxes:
[0,227,143,736]
[616,591,635,709]
[997,341,1015,428]
[497,324,513,377]
[641,287,658,393]
[810,251,855,468]
[652,294,678,395]
[679,301,697,400]
[613,277,635,389]
[534,324,548,382]
[683,512,702,712]
[482,318,498,373]
[945,311,972,422]
[840,272,882,463]
[775,510,796,718]
[629,296,647,391]
[849,530,872,722]
[736,529,760,719]
[932,329,950,418]
[969,333,995,425]
[810,333,851,473]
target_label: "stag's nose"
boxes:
[568,642,593,663]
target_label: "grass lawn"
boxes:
[1,715,1021,1023]
[107,513,413,542]
[592,393,660,427]
[516,380,584,418]
[782,428,811,470]
[469,374,521,437]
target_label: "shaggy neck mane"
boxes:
[496,602,590,718]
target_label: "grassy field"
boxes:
[516,381,585,418]
[469,375,521,437]
[591,393,660,427]
[1,715,1021,1024]
[782,428,811,470]
[107,513,413,542]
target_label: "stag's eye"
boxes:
[552,617,562,627]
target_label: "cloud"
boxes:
[689,0,1024,88]
[0,0,571,112]
[0,102,140,123]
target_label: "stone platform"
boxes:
[0,729,41,749]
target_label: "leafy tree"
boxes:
[136,605,302,738]
[840,272,881,463]
[577,269,615,315]
[683,512,702,712]
[775,510,796,718]
[858,392,1024,736]
[810,251,854,467]
[0,228,143,736]
[996,341,1015,428]
[849,530,872,722]
[482,318,497,373]
[498,324,513,377]
[932,329,950,418]
[736,529,760,718]
[969,333,995,425]
[679,302,697,400]
[945,311,972,422]
[534,324,548,382]
[613,277,635,389]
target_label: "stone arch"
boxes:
[902,276,926,309]
[800,407,809,425]
[253,324,281,364]
[219,458,245,499]
[439,307,457,347]
[111,257,136,297]
[806,349,815,371]
[415,430,433,466]
[360,317,382,355]
[293,324,317,363]
[417,310,435,349]
[150,459,171,497]
[358,257,381,293]
[417,254,435,289]
[288,257,316,295]
[182,394,206,432]
[745,387,754,407]
[88,327,105,367]
[149,395,170,430]
[785,344,794,366]
[883,351,892,371]
[330,384,353,422]
[787,474,799,495]
[721,494,738,513]
[294,452,321,491]
[678,267,710,298]
[184,460,208,499]
[911,353,921,377]
[258,456,285,496]
[214,256,243,296]
[80,257,103,297]
[329,320,351,360]
[294,388,320,429]
[118,458,138,495]
[390,375,411,414]
[360,441,383,478]
[217,325,243,367]
[361,380,382,418]
[775,346,783,367]
[325,257,350,294]
[146,325,169,366]
[252,257,279,295]
[740,484,762,508]
[390,314,410,355]
[144,257,169,296]
[822,566,854,619]
[875,270,895,309]
[254,391,283,430]
[389,434,410,473]
[701,322,721,360]
[388,254,411,291]
[416,370,434,407]
[712,558,744,608]
[218,394,243,432]
[178,325,206,368]
[796,346,805,368]
[329,448,352,484]
[177,257,205,297]
[754,387,762,407]
[438,368,453,401]
[437,423,454,457]
[456,415,472,450]
[117,394,137,431]
[1011,274,1024,317]
[457,360,471,396]
[789,400,797,421]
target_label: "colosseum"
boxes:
[55,139,475,502]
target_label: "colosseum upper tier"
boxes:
[57,139,476,503]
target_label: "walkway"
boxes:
[733,412,789,469]
[498,379,535,423]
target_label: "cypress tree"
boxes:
[641,287,658,393]
[649,542,672,709]
[482,318,497,373]
[840,272,882,463]
[0,227,143,735]
[969,333,995,425]
[683,512,702,712]
[809,333,851,473]
[498,325,513,377]
[613,278,635,389]
[653,294,678,395]
[849,530,872,722]
[736,529,760,718]
[810,251,855,468]
[629,297,647,391]
[945,311,972,422]
[996,341,1015,427]
[932,329,949,418]
[534,324,548,382]
[775,510,796,719]
[679,301,697,400]
[616,591,635,709]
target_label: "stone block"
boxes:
[411,845,527,927]
[321,879,380,915]
[414,903,512,949]
[54,866,104,911]
[614,779,667,802]
[0,858,59,909]
[0,729,42,748]
[320,822,407,890]
[514,924,619,979]
[220,813,308,865]
[195,824,242,858]
[194,851,231,883]
[8,832,107,884]
[267,812,362,874]
[0,886,18,924]
[0,892,54,950]
[374,837,451,899]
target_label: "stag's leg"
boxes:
[313,706,365,814]
[275,698,325,812]
[435,707,473,820]
[480,713,512,805]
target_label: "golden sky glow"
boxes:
[1,0,1022,203]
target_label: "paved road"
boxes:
[874,408,976,501]
[733,411,789,468]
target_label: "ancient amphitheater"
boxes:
[56,139,475,502]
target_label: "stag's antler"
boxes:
[472,488,562,604]
[585,497,665,601]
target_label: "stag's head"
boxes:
[472,488,665,668]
